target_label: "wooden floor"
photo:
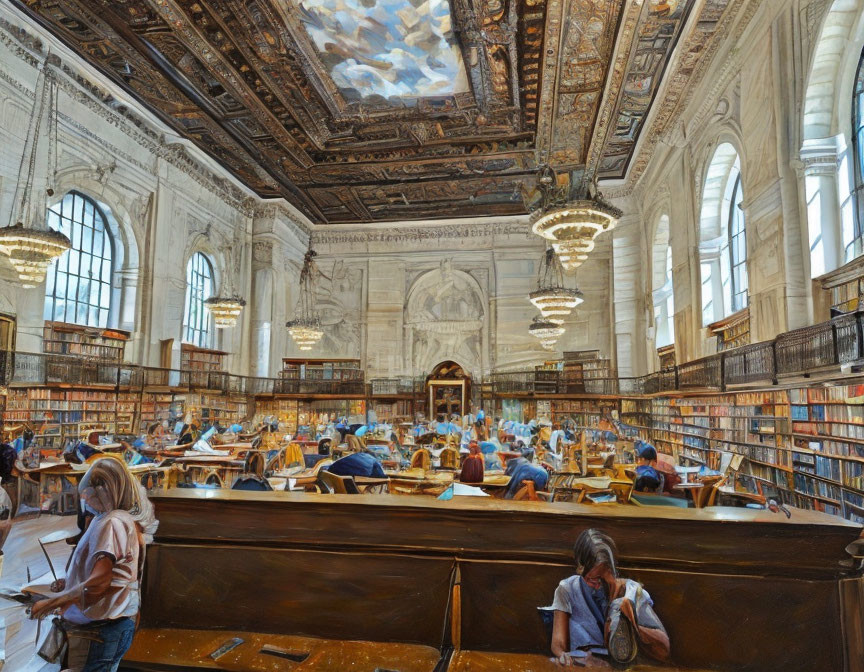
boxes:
[0,514,77,672]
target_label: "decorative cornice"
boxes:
[619,0,764,194]
[0,15,259,216]
[253,201,313,239]
[311,219,535,246]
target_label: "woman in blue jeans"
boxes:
[31,457,156,671]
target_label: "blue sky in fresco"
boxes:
[295,0,469,102]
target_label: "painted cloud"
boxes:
[295,0,469,103]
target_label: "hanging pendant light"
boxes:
[205,295,246,328]
[529,315,564,351]
[0,57,70,287]
[529,247,583,324]
[529,166,620,272]
[286,248,323,351]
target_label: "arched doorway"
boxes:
[426,361,471,420]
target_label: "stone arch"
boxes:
[802,0,864,141]
[404,261,486,377]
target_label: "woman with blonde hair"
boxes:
[31,456,157,671]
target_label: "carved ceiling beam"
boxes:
[583,0,647,181]
[142,0,313,169]
[13,0,325,221]
[192,0,332,150]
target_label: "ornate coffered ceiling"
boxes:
[15,0,710,223]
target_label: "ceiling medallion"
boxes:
[0,58,70,288]
[529,247,583,324]
[205,295,247,328]
[286,248,323,351]
[529,315,564,351]
[529,166,621,272]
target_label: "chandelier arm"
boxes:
[12,61,50,230]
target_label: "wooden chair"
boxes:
[511,480,540,501]
[264,447,287,473]
[244,451,265,478]
[411,448,431,470]
[317,470,361,495]
[439,447,459,470]
[608,480,634,504]
[284,443,304,469]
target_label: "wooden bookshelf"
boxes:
[657,344,676,370]
[707,309,750,352]
[280,358,363,381]
[42,321,127,361]
[181,344,227,373]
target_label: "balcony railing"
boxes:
[4,312,864,399]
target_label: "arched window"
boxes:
[848,45,864,261]
[651,215,674,348]
[699,143,748,324]
[43,191,114,328]
[182,252,213,348]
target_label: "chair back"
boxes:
[411,448,431,470]
[244,451,265,478]
[439,448,459,470]
[512,480,539,501]
[265,447,286,473]
[231,474,274,491]
[284,443,304,468]
[318,470,360,495]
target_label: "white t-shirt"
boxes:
[64,509,140,624]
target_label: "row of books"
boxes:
[793,422,864,441]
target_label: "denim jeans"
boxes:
[81,617,135,672]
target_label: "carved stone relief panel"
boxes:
[405,260,486,375]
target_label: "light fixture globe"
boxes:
[205,295,246,328]
[286,317,323,351]
[529,315,564,350]
[529,247,584,322]
[0,224,70,287]
[532,200,620,271]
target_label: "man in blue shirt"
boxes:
[327,451,386,478]
[504,454,549,499]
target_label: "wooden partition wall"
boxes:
[126,491,864,672]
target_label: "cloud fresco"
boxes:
[295,0,469,103]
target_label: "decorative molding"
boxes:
[0,15,260,216]
[252,241,274,265]
[253,201,313,239]
[311,220,535,245]
[619,0,764,193]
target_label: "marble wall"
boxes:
[308,219,614,379]
[607,0,864,372]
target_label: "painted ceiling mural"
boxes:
[294,0,470,103]
[14,0,720,223]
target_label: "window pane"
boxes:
[182,252,213,347]
[43,192,115,328]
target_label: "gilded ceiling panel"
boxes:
[14,0,710,222]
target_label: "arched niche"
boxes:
[404,260,486,378]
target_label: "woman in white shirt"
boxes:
[31,457,155,671]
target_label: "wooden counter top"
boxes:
[148,488,862,577]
